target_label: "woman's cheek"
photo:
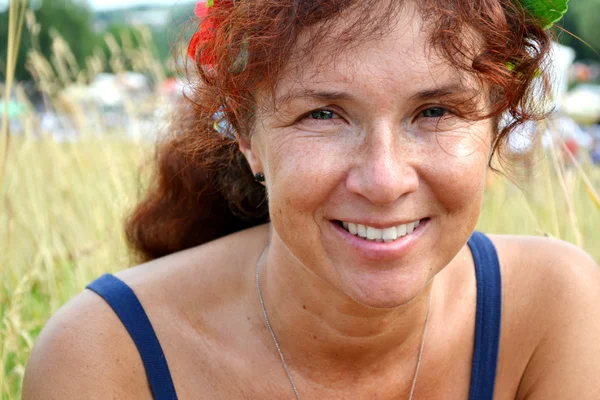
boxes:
[265,139,348,262]
[267,136,350,213]
[422,130,490,212]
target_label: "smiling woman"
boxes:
[22,0,600,399]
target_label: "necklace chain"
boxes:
[255,246,432,400]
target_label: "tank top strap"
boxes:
[86,274,178,400]
[467,231,502,400]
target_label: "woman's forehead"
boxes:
[272,2,481,107]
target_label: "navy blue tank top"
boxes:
[86,231,501,399]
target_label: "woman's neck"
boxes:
[254,232,438,383]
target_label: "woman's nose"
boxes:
[345,128,419,205]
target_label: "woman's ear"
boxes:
[237,133,263,175]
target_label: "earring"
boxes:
[254,172,265,183]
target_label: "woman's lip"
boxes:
[329,218,429,261]
[337,219,424,230]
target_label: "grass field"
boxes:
[0,137,147,398]
[0,135,598,398]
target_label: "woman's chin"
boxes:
[335,268,428,310]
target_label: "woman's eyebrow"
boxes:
[410,84,478,102]
[275,84,478,107]
[276,89,357,106]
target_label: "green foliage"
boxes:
[523,0,569,29]
[557,0,600,62]
[0,0,98,81]
[94,2,195,64]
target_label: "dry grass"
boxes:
[0,136,149,397]
[479,156,600,259]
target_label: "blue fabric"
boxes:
[86,275,178,400]
[86,231,501,399]
[467,231,503,400]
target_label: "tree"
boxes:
[0,0,97,81]
[557,0,600,62]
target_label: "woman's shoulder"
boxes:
[108,223,270,322]
[487,233,599,315]
[488,233,599,293]
[22,285,153,398]
[487,234,600,398]
[116,223,270,290]
[23,224,270,399]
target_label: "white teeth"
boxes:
[366,227,381,240]
[382,227,398,241]
[340,219,422,242]
[348,223,358,235]
[357,224,367,238]
[397,224,407,237]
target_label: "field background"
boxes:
[2,0,600,398]
[3,139,599,399]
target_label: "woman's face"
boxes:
[243,4,493,308]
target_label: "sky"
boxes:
[89,0,178,11]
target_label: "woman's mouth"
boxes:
[336,218,429,243]
[329,217,430,261]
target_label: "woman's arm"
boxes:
[22,291,152,399]
[516,240,600,399]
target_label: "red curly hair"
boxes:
[126,0,551,262]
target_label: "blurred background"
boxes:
[0,0,599,398]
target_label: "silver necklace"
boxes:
[255,246,432,400]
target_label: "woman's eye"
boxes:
[421,107,447,118]
[308,110,338,120]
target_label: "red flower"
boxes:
[188,32,201,60]
[188,0,227,65]
[188,19,217,63]
[194,1,210,18]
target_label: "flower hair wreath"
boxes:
[187,0,568,135]
[188,0,569,66]
[188,0,247,73]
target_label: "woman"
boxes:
[23,0,599,399]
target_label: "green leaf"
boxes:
[521,0,569,29]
